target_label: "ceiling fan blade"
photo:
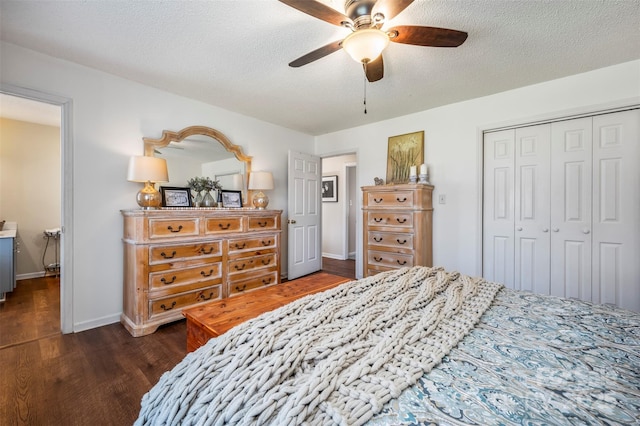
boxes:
[364,55,384,82]
[372,0,415,22]
[278,0,351,27]
[388,25,468,47]
[288,40,344,67]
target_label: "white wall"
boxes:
[1,42,314,332]
[316,60,640,279]
[322,154,356,259]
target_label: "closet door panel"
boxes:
[483,130,515,287]
[550,118,592,299]
[514,125,550,294]
[592,109,640,311]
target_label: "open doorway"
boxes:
[0,86,73,342]
[321,154,357,277]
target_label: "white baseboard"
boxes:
[73,313,121,333]
[322,252,348,260]
[17,271,46,280]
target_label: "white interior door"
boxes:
[550,118,593,299]
[483,129,515,287]
[591,109,640,311]
[287,150,322,280]
[514,124,551,294]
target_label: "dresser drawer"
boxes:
[228,234,278,254]
[149,241,222,264]
[366,212,413,228]
[368,250,413,269]
[149,263,222,290]
[149,285,221,319]
[149,218,199,239]
[205,217,243,234]
[229,253,277,274]
[228,270,279,296]
[248,215,279,231]
[366,191,415,208]
[367,232,414,250]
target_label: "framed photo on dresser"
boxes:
[160,186,192,207]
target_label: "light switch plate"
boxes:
[439,194,446,204]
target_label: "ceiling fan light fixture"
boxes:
[342,28,389,64]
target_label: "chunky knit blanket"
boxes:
[136,267,503,426]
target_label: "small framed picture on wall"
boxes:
[322,175,338,202]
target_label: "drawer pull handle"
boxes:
[262,277,272,285]
[235,285,247,292]
[261,258,271,265]
[257,221,268,227]
[235,242,246,249]
[373,237,383,242]
[396,218,407,224]
[374,198,383,203]
[160,276,177,285]
[261,240,272,246]
[373,217,384,223]
[234,263,246,271]
[374,256,383,262]
[219,223,231,230]
[396,239,407,244]
[199,292,215,301]
[200,269,214,277]
[160,251,176,259]
[160,301,176,311]
[397,260,407,265]
[167,225,183,233]
[200,247,214,255]
[396,197,407,202]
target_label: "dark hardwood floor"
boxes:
[0,258,355,425]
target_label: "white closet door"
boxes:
[514,125,551,293]
[483,129,515,287]
[550,118,593,299]
[592,109,640,311]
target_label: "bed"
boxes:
[136,267,640,425]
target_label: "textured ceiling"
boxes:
[1,0,639,135]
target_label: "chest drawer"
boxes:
[149,218,199,239]
[367,232,414,250]
[366,212,413,228]
[229,270,279,296]
[228,234,278,254]
[248,215,279,231]
[366,191,415,208]
[149,285,221,319]
[229,253,277,274]
[149,241,222,264]
[149,263,222,290]
[368,250,413,269]
[205,217,243,234]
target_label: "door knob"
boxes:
[287,219,296,224]
[552,228,559,232]
[583,229,590,234]
[542,228,549,232]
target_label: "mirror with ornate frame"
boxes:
[144,126,252,205]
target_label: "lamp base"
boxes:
[137,181,162,209]
[252,191,269,209]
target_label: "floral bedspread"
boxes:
[369,289,640,425]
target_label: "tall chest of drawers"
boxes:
[121,208,282,336]
[362,184,433,277]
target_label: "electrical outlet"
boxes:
[439,194,446,204]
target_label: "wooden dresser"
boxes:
[121,208,282,336]
[362,184,433,277]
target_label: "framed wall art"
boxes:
[160,186,192,207]
[322,175,338,202]
[221,190,243,208]
[386,131,424,185]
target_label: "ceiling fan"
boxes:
[279,0,468,82]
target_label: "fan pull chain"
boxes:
[363,70,367,114]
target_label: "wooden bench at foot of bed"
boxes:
[183,272,352,352]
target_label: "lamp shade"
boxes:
[248,171,274,191]
[230,173,244,191]
[127,156,169,183]
[342,28,390,64]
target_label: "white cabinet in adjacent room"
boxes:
[483,109,640,312]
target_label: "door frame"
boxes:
[344,162,357,260]
[477,97,640,278]
[1,83,74,333]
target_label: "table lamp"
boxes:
[248,171,274,209]
[127,156,169,209]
